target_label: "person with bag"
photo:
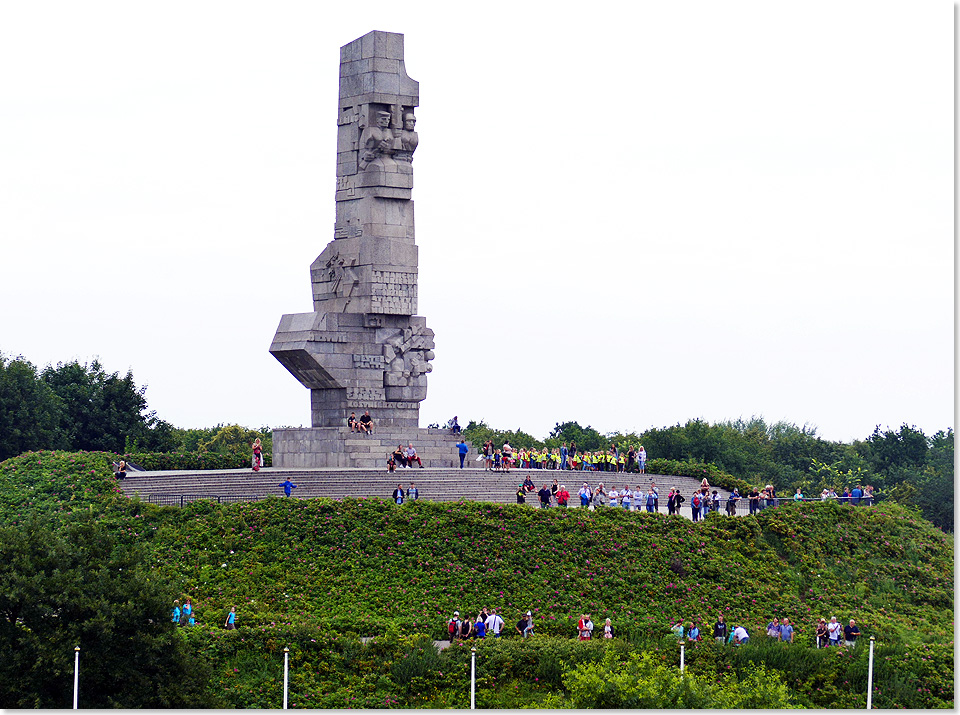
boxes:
[691,491,702,521]
[556,485,570,508]
[392,483,405,505]
[577,614,594,641]
[484,608,504,638]
[815,618,828,648]
[251,438,263,472]
[447,611,461,643]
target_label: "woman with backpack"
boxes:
[691,490,703,521]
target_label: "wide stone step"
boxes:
[117,469,738,520]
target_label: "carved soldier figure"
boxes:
[358,110,396,171]
[398,113,418,156]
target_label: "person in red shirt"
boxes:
[556,485,570,507]
[577,614,594,640]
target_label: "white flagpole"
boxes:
[283,647,290,709]
[73,646,80,709]
[680,643,685,673]
[866,636,875,709]
[470,647,476,709]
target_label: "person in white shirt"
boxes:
[607,487,619,507]
[733,625,749,645]
[484,608,504,638]
[578,483,593,508]
[827,616,842,645]
[620,486,632,510]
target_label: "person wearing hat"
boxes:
[447,611,461,643]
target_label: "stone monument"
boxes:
[270,31,456,468]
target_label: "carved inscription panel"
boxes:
[370,270,417,314]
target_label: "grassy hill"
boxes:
[0,450,953,708]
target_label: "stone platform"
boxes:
[273,426,470,469]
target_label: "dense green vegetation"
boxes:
[0,450,952,708]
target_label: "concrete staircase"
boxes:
[117,466,733,516]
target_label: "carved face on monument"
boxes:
[403,114,416,130]
[376,111,391,128]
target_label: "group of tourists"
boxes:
[517,479,665,511]
[171,598,196,627]
[391,482,419,504]
[481,442,648,473]
[447,609,614,642]
[672,615,752,645]
[670,614,863,648]
[347,411,375,434]
[447,607,510,641]
[173,599,238,629]
[389,443,424,470]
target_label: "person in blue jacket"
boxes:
[171,600,181,624]
[457,439,469,469]
[278,480,297,497]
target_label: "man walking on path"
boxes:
[278,479,297,497]
[457,439,469,469]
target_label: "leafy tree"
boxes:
[0,355,66,460]
[40,359,152,453]
[862,423,931,477]
[0,513,215,708]
[547,421,606,451]
[197,424,271,461]
[463,420,543,451]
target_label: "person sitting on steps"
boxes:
[358,410,374,434]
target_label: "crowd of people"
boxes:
[481,442,648,473]
[671,614,864,648]
[513,477,877,520]
[446,609,614,642]
[171,598,241,631]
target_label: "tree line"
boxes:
[0,354,270,464]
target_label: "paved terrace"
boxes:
[118,466,740,517]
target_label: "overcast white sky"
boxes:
[0,1,953,444]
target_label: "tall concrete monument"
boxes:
[270,31,453,468]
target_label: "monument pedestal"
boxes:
[273,427,469,469]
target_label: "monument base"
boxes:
[273,426,471,469]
